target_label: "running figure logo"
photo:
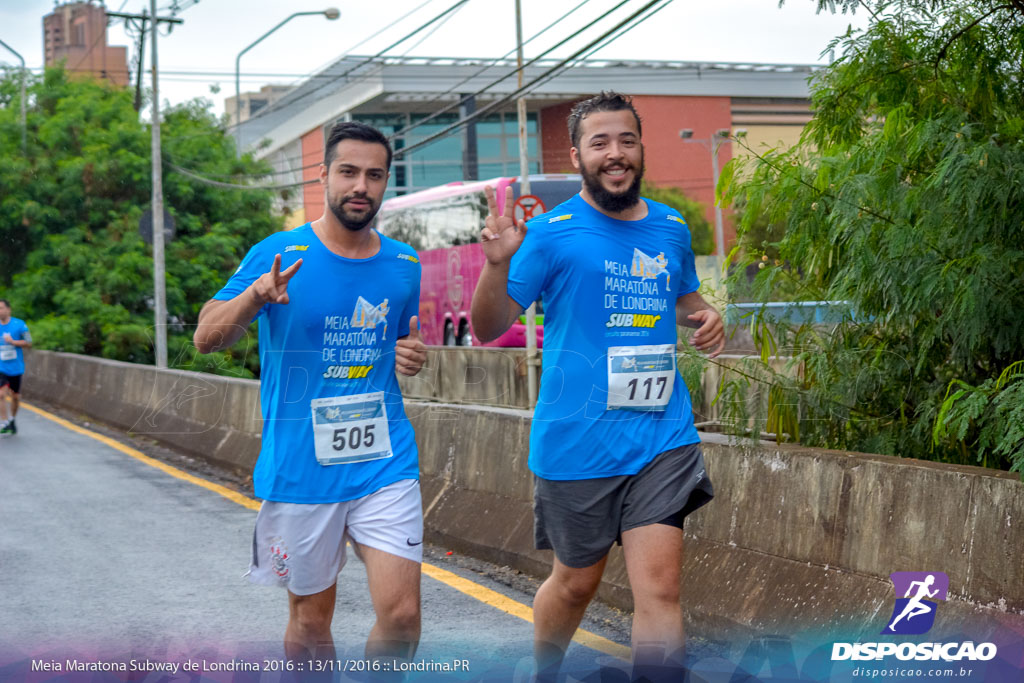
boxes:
[883,571,949,635]
[631,248,671,291]
[351,296,390,339]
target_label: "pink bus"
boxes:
[375,174,582,347]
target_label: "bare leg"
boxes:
[285,583,337,662]
[622,523,686,675]
[532,555,607,678]
[357,542,422,661]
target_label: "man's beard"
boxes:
[328,192,379,231]
[581,155,644,214]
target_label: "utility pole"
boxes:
[108,6,182,369]
[132,10,148,112]
[0,39,26,154]
[149,0,167,369]
[515,0,539,408]
[680,128,730,259]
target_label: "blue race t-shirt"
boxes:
[214,223,421,503]
[0,317,31,376]
[507,194,702,480]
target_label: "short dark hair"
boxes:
[0,299,8,307]
[567,91,642,148]
[324,121,393,171]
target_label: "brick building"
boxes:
[235,56,818,248]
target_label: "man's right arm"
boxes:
[193,290,264,354]
[471,261,523,343]
[194,253,302,354]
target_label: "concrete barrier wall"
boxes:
[397,347,797,425]
[25,350,263,474]
[398,347,533,410]
[24,350,1024,640]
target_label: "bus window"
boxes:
[376,175,580,347]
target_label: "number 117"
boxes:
[626,376,667,401]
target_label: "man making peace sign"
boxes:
[195,121,427,667]
[471,92,724,679]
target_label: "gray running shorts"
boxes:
[533,443,713,568]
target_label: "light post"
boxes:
[680,127,731,258]
[234,8,340,156]
[0,38,27,153]
[514,0,539,408]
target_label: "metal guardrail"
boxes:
[725,300,859,325]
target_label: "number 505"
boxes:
[332,425,376,451]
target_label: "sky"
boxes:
[0,0,869,115]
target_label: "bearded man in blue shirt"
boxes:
[472,91,724,679]
[195,122,427,666]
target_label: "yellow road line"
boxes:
[21,402,260,511]
[22,401,630,661]
[421,563,631,660]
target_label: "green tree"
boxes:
[641,181,715,255]
[719,1,1024,473]
[0,66,282,378]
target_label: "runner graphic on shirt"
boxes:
[351,296,390,339]
[631,248,671,291]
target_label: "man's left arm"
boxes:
[676,291,724,358]
[3,328,31,348]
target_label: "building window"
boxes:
[351,110,539,198]
[248,98,269,115]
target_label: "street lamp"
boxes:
[234,8,340,155]
[680,127,731,258]
[0,38,27,153]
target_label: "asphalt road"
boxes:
[0,404,634,681]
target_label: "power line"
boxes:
[390,0,594,132]
[210,0,438,133]
[182,0,671,174]
[167,159,316,190]
[398,1,468,55]
[43,62,790,84]
[159,0,201,15]
[160,0,470,148]
[174,118,541,180]
[337,0,439,58]
[561,0,675,69]
[393,0,672,159]
[167,2,674,186]
[385,0,636,141]
[237,0,473,132]
[167,1,678,186]
[170,152,319,179]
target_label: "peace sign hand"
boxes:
[480,185,528,266]
[250,253,303,306]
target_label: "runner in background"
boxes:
[0,299,33,436]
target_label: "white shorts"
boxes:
[248,479,423,596]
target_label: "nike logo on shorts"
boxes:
[406,538,423,546]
